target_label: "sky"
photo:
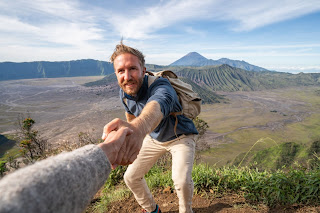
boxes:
[1,0,320,73]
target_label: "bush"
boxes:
[18,117,49,163]
[0,160,7,177]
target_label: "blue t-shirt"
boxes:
[120,75,198,142]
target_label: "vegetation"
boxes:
[18,117,49,163]
[176,65,320,92]
[91,153,320,212]
[231,138,320,171]
[180,77,225,104]
[1,116,100,177]
[90,116,320,211]
[0,160,6,177]
[192,164,320,206]
[0,134,17,160]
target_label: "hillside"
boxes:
[175,65,320,91]
[0,59,114,81]
[0,135,16,159]
[84,72,225,104]
[170,52,268,72]
[85,65,320,104]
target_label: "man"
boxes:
[0,127,132,213]
[102,42,198,213]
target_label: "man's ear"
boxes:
[142,67,146,75]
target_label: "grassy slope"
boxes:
[176,65,320,92]
[0,134,19,160]
[84,65,320,104]
[199,87,320,168]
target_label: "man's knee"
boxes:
[124,168,143,185]
[172,175,192,188]
[123,169,133,184]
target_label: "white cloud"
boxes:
[202,44,320,51]
[0,15,39,33]
[109,0,320,39]
[0,0,111,61]
[229,0,320,31]
[110,0,221,39]
[265,65,320,73]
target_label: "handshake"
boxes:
[98,118,146,169]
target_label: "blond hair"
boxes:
[110,41,145,68]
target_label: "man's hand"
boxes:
[102,118,145,166]
[102,101,163,166]
[98,126,133,167]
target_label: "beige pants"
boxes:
[124,134,196,213]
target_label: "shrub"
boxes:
[18,117,49,163]
[0,160,7,177]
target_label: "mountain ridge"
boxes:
[85,64,320,104]
[170,52,268,72]
[0,59,114,81]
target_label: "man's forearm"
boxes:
[131,100,163,135]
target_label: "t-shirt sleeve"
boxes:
[147,78,179,117]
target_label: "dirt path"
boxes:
[97,192,319,213]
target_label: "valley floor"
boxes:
[1,77,320,167]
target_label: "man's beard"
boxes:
[120,77,144,96]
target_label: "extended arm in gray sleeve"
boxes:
[0,144,111,213]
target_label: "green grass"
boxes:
[0,134,20,161]
[91,185,131,213]
[91,162,320,211]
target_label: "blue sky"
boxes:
[1,0,320,73]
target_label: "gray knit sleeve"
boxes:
[0,144,111,213]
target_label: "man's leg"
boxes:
[124,135,166,212]
[169,135,196,213]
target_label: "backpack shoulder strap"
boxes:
[146,71,160,87]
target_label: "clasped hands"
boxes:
[98,118,145,169]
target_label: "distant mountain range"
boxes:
[0,59,114,81]
[0,52,271,81]
[170,52,268,72]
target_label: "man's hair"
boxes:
[110,40,145,68]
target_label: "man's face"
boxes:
[114,53,146,96]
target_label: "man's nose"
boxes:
[124,70,131,81]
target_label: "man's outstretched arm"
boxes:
[102,100,163,165]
